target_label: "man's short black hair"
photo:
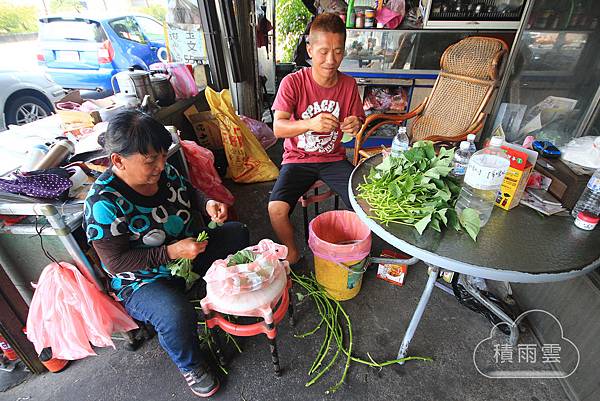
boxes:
[103,110,172,157]
[309,12,346,42]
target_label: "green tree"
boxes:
[0,1,38,33]
[50,0,85,13]
[133,4,167,23]
[275,0,312,62]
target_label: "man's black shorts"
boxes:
[269,160,354,210]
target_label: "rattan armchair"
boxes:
[352,36,508,165]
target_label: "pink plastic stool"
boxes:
[200,269,294,376]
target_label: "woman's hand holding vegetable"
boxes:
[167,238,207,260]
[206,200,228,224]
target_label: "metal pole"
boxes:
[36,205,103,290]
[197,0,229,89]
[397,264,439,363]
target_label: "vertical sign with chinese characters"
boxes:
[166,25,207,64]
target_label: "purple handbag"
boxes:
[0,169,72,199]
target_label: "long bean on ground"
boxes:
[292,272,432,394]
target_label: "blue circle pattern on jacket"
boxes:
[83,164,198,300]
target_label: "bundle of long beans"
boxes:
[292,272,431,394]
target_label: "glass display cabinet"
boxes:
[490,0,600,145]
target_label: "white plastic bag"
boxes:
[560,136,600,169]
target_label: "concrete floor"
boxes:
[2,143,569,401]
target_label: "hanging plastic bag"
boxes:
[205,87,279,183]
[180,139,235,206]
[239,115,277,150]
[149,62,198,100]
[376,0,406,30]
[26,262,138,360]
[203,239,289,296]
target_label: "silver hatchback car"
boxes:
[0,69,65,130]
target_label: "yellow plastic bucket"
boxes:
[308,211,371,301]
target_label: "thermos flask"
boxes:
[32,139,75,170]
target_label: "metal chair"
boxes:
[353,36,508,165]
[298,180,339,242]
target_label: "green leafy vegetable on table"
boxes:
[167,231,209,288]
[357,140,481,241]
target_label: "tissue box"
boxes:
[376,250,409,286]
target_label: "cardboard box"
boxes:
[534,158,591,209]
[495,143,538,210]
[184,105,223,150]
[54,91,104,129]
[376,250,409,286]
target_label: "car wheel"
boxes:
[5,95,52,126]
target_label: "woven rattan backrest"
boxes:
[411,75,491,141]
[441,36,506,80]
[411,36,507,142]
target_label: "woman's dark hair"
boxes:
[102,110,172,157]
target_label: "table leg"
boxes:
[397,265,439,364]
[462,276,519,346]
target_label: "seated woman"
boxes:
[84,110,248,398]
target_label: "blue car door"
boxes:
[134,16,167,64]
[108,16,158,69]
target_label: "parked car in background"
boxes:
[37,14,166,94]
[0,69,65,130]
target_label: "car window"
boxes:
[136,16,164,43]
[109,18,146,44]
[39,20,105,42]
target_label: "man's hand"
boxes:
[307,113,339,133]
[206,200,228,224]
[167,237,207,260]
[340,116,361,135]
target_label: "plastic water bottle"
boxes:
[571,169,600,218]
[391,126,409,158]
[467,134,477,153]
[455,136,510,227]
[450,141,473,183]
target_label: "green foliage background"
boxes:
[0,1,38,33]
[133,5,167,23]
[50,0,84,13]
[275,0,312,62]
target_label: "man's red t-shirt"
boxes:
[272,67,365,164]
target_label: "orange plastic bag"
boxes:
[26,262,138,360]
[205,87,279,183]
[180,139,235,206]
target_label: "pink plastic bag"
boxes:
[26,262,138,360]
[308,211,372,263]
[180,140,235,206]
[376,3,405,29]
[150,62,198,100]
[204,239,290,296]
[239,115,277,150]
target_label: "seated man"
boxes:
[268,13,365,265]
